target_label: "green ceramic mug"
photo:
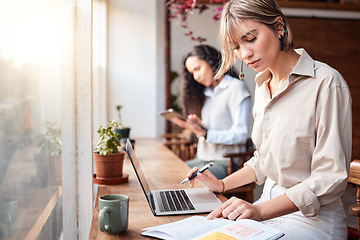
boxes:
[99,194,129,234]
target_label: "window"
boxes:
[0,0,90,239]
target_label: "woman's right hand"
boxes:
[187,167,224,193]
[171,117,189,129]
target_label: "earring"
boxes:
[280,35,285,51]
[280,28,288,51]
[239,61,245,79]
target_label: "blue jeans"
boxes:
[185,159,229,179]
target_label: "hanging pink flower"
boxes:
[167,0,225,43]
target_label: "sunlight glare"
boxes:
[0,0,63,68]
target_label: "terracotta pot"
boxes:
[93,151,125,179]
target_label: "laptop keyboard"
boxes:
[158,190,195,212]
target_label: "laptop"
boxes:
[125,139,222,216]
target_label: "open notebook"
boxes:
[142,216,284,240]
[125,139,222,216]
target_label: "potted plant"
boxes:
[114,105,131,139]
[35,121,62,186]
[93,120,127,183]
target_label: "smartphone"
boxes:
[159,109,187,121]
[159,109,207,131]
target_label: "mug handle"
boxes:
[99,207,112,232]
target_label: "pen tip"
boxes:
[180,178,188,184]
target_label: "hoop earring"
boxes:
[239,61,245,79]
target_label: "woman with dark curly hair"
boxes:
[171,44,252,179]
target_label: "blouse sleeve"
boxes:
[244,150,267,185]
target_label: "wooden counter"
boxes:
[89,138,226,239]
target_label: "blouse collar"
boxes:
[255,49,315,87]
[204,74,232,96]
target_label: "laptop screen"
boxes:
[125,139,151,196]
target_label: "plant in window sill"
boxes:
[166,0,226,43]
[93,120,128,184]
[115,105,131,139]
[94,121,122,156]
[35,121,62,186]
[37,121,62,157]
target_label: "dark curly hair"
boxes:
[180,44,238,117]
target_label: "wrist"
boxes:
[219,180,225,193]
[199,129,208,141]
[256,203,266,221]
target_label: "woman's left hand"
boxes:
[187,114,207,137]
[207,197,262,221]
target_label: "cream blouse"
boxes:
[245,49,352,217]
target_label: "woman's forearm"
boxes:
[257,194,299,221]
[222,165,257,192]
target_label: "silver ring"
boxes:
[233,209,240,216]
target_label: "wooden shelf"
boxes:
[277,0,360,11]
[0,186,62,240]
[198,0,360,11]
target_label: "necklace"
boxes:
[268,55,298,97]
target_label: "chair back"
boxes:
[224,138,255,175]
[159,133,197,161]
[222,138,255,202]
[348,159,360,240]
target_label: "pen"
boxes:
[180,162,214,184]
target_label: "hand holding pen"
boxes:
[181,162,214,184]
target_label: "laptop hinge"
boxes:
[148,193,157,214]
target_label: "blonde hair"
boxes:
[215,0,293,80]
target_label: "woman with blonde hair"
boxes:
[186,0,352,239]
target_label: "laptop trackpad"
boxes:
[185,188,221,204]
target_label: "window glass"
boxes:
[0,0,74,239]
